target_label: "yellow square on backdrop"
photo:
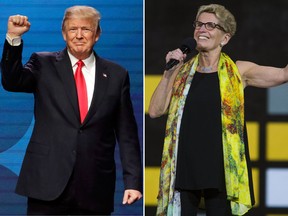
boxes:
[252,168,259,207]
[145,75,162,113]
[247,122,259,161]
[267,123,288,161]
[145,167,160,206]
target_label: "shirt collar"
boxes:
[67,50,95,68]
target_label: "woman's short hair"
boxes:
[196,4,236,37]
[62,5,101,35]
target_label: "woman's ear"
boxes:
[220,33,231,47]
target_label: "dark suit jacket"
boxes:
[1,40,142,212]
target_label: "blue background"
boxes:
[0,0,143,215]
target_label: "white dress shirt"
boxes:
[68,51,96,109]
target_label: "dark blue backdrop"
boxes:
[0,0,143,215]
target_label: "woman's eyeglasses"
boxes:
[193,21,226,32]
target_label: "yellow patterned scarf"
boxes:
[156,53,253,215]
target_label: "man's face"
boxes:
[62,17,100,59]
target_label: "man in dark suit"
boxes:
[1,5,142,215]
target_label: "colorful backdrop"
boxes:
[0,0,143,215]
[145,0,288,215]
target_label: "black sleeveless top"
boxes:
[175,71,255,204]
[175,71,225,191]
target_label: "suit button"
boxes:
[72,150,76,155]
[78,129,83,133]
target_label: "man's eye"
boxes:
[82,28,91,32]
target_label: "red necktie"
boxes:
[74,60,88,123]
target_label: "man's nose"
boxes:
[76,29,83,38]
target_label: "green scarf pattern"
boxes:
[156,53,253,215]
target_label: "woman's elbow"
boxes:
[148,107,165,118]
[149,111,160,119]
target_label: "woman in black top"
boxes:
[149,4,288,216]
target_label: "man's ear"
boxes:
[62,30,67,42]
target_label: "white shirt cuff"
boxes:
[6,34,22,46]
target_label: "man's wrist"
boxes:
[6,33,21,46]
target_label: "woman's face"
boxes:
[194,12,229,52]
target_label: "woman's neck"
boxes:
[197,51,220,72]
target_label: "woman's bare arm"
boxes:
[237,60,288,88]
[148,49,186,118]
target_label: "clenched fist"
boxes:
[7,15,31,38]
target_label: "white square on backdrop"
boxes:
[266,168,288,207]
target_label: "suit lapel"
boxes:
[54,49,79,120]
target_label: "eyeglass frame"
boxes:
[193,21,227,33]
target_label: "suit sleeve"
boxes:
[115,71,143,192]
[1,40,36,93]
